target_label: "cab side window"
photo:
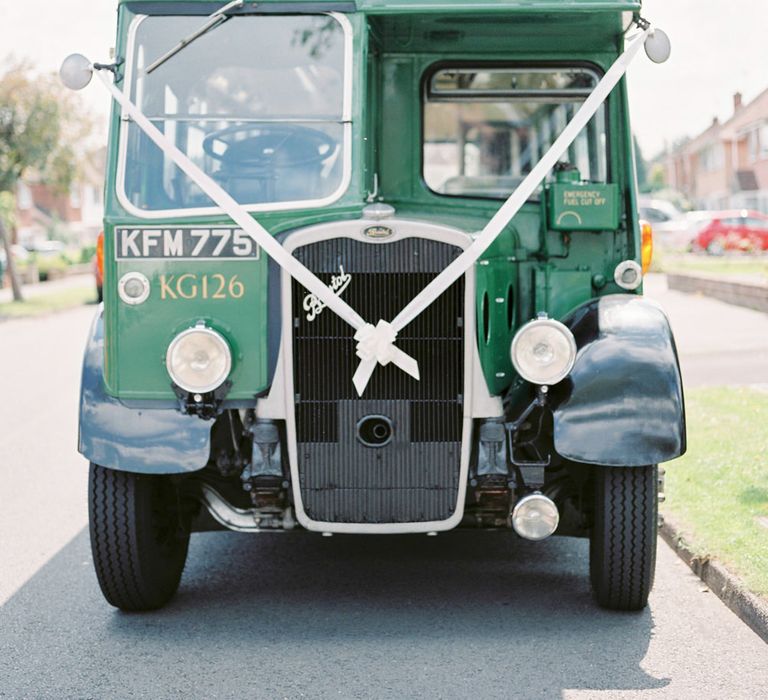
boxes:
[423,67,607,200]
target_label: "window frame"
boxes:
[115,11,354,219]
[419,60,611,203]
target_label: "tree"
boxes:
[648,163,667,192]
[0,62,88,301]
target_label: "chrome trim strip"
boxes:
[115,12,354,220]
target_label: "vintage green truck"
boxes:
[63,0,683,612]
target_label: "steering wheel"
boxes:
[203,124,337,169]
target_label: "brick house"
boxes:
[14,147,105,247]
[664,88,768,213]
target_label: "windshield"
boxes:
[120,14,350,216]
[423,67,607,199]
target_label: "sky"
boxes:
[626,0,768,157]
[0,0,766,158]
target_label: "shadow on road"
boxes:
[1,528,668,698]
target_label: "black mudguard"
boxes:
[551,294,686,466]
[78,310,211,474]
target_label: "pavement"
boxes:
[0,306,92,607]
[644,273,768,388]
[1,278,767,699]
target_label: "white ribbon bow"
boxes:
[352,320,420,396]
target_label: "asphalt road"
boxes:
[1,283,767,699]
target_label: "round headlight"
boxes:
[510,318,577,385]
[166,326,232,394]
[511,493,559,541]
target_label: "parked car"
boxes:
[0,243,32,265]
[690,210,768,254]
[0,244,32,286]
[638,198,690,250]
[23,239,66,256]
[638,198,683,226]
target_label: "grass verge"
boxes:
[663,386,768,596]
[655,251,768,279]
[0,286,95,320]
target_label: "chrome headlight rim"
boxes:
[165,325,232,394]
[510,317,577,386]
[118,271,151,305]
[511,493,560,541]
[614,259,643,290]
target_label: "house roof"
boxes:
[719,86,768,140]
[669,87,768,155]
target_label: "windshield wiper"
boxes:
[145,0,247,75]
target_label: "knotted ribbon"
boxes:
[352,320,420,395]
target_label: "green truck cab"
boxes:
[68,0,684,612]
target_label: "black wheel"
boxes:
[706,239,725,256]
[89,464,190,611]
[589,465,658,611]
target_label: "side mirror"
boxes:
[644,28,671,64]
[59,54,93,90]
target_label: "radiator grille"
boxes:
[290,236,465,524]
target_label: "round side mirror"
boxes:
[644,28,671,64]
[59,54,93,90]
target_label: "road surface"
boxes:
[1,281,766,699]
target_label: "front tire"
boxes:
[89,464,190,611]
[706,239,725,256]
[589,465,658,611]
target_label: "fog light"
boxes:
[166,325,232,394]
[511,493,559,541]
[118,272,150,305]
[510,318,576,385]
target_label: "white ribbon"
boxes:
[388,28,651,335]
[353,320,420,395]
[97,72,424,396]
[93,26,649,396]
[96,72,366,334]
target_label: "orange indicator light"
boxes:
[640,219,653,274]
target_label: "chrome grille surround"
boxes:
[266,218,491,534]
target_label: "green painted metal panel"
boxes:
[106,243,270,400]
[476,254,518,395]
[534,267,593,319]
[101,2,640,400]
[370,10,634,393]
[101,7,370,400]
[547,181,620,231]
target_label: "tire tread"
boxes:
[89,464,188,611]
[590,465,657,611]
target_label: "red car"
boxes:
[691,210,768,254]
